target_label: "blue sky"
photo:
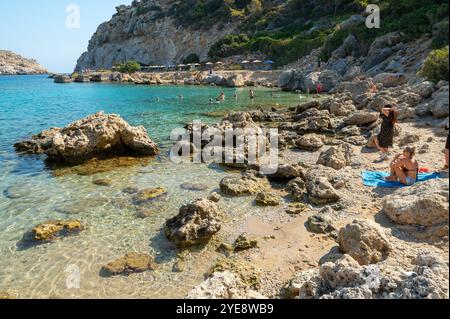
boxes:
[0,0,132,73]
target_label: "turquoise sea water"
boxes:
[0,75,303,298]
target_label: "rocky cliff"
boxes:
[75,0,238,71]
[0,50,48,75]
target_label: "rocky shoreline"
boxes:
[52,70,281,88]
[0,50,48,75]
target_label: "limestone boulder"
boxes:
[220,171,270,196]
[14,112,159,163]
[317,143,353,170]
[101,253,155,276]
[338,220,392,265]
[187,271,266,299]
[165,198,222,247]
[383,179,449,228]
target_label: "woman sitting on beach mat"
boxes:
[374,106,398,160]
[385,146,419,186]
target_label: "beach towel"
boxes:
[362,171,442,188]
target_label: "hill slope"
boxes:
[0,51,48,75]
[75,0,448,71]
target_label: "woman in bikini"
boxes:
[385,146,418,186]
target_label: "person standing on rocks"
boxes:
[374,106,398,160]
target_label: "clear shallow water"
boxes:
[0,75,303,298]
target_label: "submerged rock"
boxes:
[338,220,392,265]
[208,192,221,203]
[92,178,113,187]
[180,183,209,191]
[32,220,83,241]
[165,198,222,247]
[220,171,270,196]
[132,187,167,205]
[14,112,159,163]
[101,252,155,276]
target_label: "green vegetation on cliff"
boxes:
[419,46,449,82]
[193,0,449,66]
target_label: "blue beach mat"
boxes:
[362,171,442,188]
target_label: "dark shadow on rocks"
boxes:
[374,210,442,244]
[319,246,343,265]
[148,228,179,264]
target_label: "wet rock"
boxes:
[101,253,155,276]
[180,183,208,191]
[32,220,83,241]
[208,192,221,202]
[132,187,167,204]
[3,186,27,199]
[307,215,336,234]
[165,198,221,247]
[344,111,379,126]
[338,220,392,266]
[122,186,139,194]
[234,234,259,251]
[287,177,306,202]
[93,178,113,187]
[296,134,324,151]
[317,143,353,170]
[255,192,280,206]
[14,112,159,163]
[383,179,449,229]
[187,271,266,299]
[220,171,270,196]
[135,207,155,219]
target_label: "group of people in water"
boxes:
[209,89,256,104]
[372,105,449,186]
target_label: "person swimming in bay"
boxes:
[249,89,255,103]
[384,146,418,186]
[216,92,225,102]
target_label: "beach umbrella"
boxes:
[252,60,262,64]
[205,62,214,65]
[178,64,186,67]
[215,61,224,65]
[241,60,250,64]
[265,60,275,64]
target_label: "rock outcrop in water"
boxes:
[0,50,47,75]
[101,253,156,276]
[165,198,222,248]
[14,112,159,163]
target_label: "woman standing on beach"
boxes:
[374,106,398,160]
